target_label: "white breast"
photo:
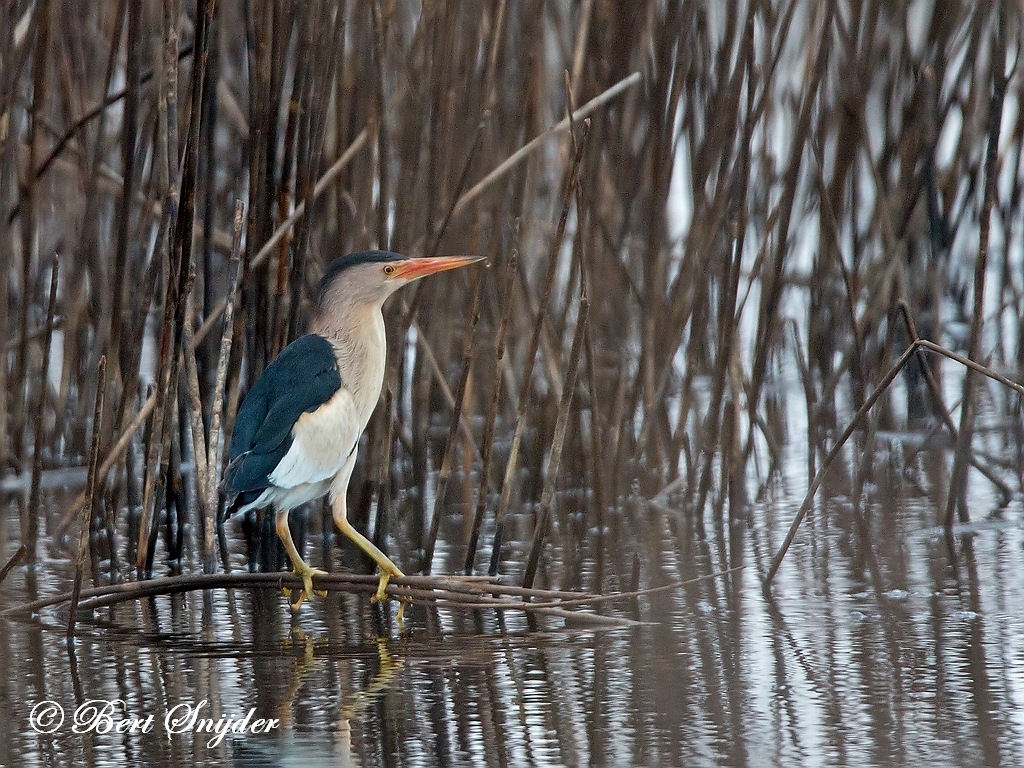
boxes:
[268,388,360,490]
[268,310,387,491]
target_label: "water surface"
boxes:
[2,457,1022,767]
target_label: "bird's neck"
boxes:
[310,303,387,423]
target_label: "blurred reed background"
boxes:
[1,0,1022,598]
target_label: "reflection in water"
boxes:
[2,467,1024,767]
[2,0,1023,764]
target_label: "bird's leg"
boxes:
[331,469,405,621]
[275,508,328,608]
[334,514,405,600]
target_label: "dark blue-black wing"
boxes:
[222,334,341,512]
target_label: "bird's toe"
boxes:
[371,566,405,603]
[299,567,328,601]
[371,575,389,604]
[284,565,329,609]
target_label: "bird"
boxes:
[222,250,484,613]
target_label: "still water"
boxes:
[2,442,1023,768]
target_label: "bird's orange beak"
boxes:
[391,255,485,280]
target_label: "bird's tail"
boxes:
[222,489,263,519]
[220,451,274,518]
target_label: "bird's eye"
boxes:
[383,264,396,275]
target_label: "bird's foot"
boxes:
[369,566,405,603]
[370,566,408,625]
[283,563,329,610]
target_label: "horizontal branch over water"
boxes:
[1,566,742,629]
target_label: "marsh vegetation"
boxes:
[2,2,1024,766]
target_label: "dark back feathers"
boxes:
[222,333,342,514]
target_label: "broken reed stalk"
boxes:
[898,302,1012,501]
[461,236,519,574]
[694,226,745,516]
[371,0,389,249]
[369,384,393,561]
[68,354,106,640]
[809,139,867,410]
[3,573,546,616]
[24,254,58,564]
[488,119,590,577]
[693,23,755,515]
[944,30,1007,530]
[559,76,602,521]
[107,0,141,390]
[161,0,180,199]
[764,341,917,590]
[271,27,302,358]
[914,339,1024,398]
[568,0,593,104]
[203,200,245,573]
[136,262,180,577]
[421,267,484,574]
[522,288,589,590]
[764,329,1024,589]
[746,6,833,448]
[481,0,508,111]
[453,566,747,611]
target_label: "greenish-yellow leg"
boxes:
[332,499,406,621]
[275,509,328,609]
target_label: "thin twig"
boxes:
[68,355,106,639]
[764,327,1024,589]
[915,339,1024,399]
[453,72,638,216]
[764,342,917,589]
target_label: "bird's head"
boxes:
[317,250,484,310]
